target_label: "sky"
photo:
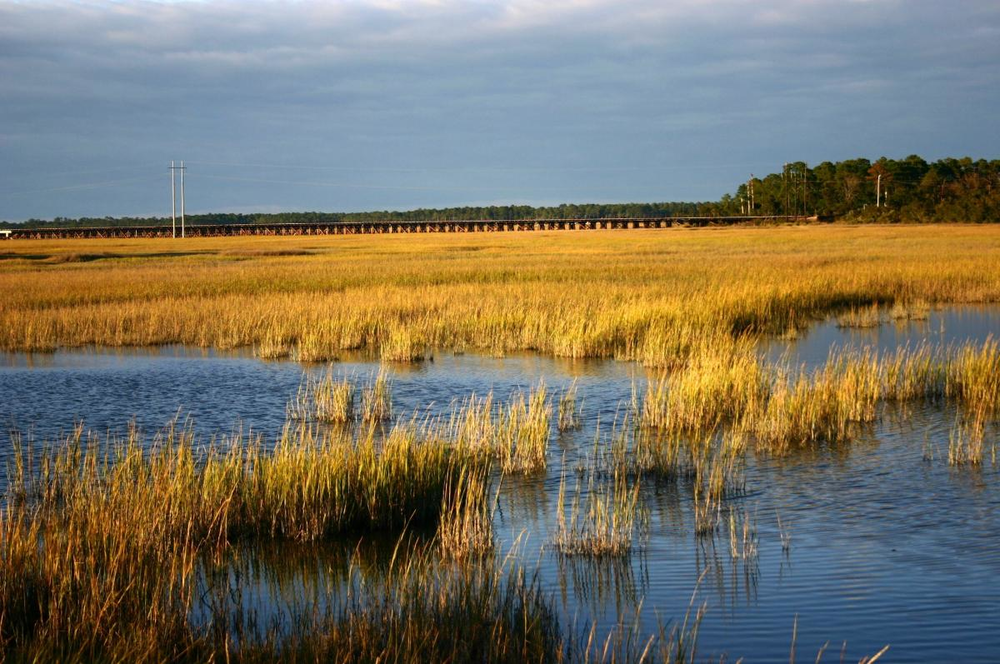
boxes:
[1,0,998,221]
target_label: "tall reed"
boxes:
[889,299,930,321]
[836,303,882,329]
[559,379,582,431]
[640,336,768,432]
[948,412,990,466]
[437,464,495,560]
[946,336,1000,417]
[496,382,551,474]
[555,463,643,558]
[287,369,355,423]
[362,368,394,422]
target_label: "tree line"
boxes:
[722,156,1000,222]
[4,156,998,228]
[3,203,714,228]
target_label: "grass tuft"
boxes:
[362,368,394,422]
[437,464,495,560]
[555,464,643,558]
[558,379,582,431]
[496,382,551,474]
[836,303,882,329]
[288,369,355,423]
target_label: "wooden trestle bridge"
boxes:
[2,216,818,240]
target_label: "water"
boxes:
[2,307,999,662]
[0,346,641,457]
[761,304,1000,368]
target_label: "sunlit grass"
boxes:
[727,507,759,562]
[0,409,746,662]
[836,303,882,329]
[889,298,930,321]
[948,410,994,466]
[555,464,643,558]
[437,464,495,560]
[639,335,768,432]
[2,227,999,367]
[558,379,581,431]
[362,367,394,422]
[287,368,355,423]
[495,382,551,474]
[0,416,463,658]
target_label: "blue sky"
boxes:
[1,0,998,221]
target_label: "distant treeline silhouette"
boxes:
[4,203,713,229]
[4,156,998,227]
[724,156,1000,223]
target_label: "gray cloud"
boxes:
[1,0,998,220]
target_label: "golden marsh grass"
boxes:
[287,368,355,423]
[558,379,582,431]
[555,465,643,558]
[0,418,460,657]
[836,303,883,329]
[362,367,394,422]
[635,335,999,459]
[437,464,496,560]
[3,226,1000,364]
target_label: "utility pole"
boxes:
[170,161,176,238]
[169,161,187,237]
[876,173,882,208]
[180,161,187,238]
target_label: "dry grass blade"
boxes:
[836,303,881,329]
[437,464,495,560]
[558,379,582,431]
[361,368,393,422]
[496,381,551,474]
[555,464,643,558]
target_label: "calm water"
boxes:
[2,306,999,662]
[761,304,1000,367]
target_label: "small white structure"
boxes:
[0,230,12,239]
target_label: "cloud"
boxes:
[0,0,998,220]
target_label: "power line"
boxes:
[0,174,160,198]
[185,159,775,174]
[25,165,146,180]
[198,173,564,195]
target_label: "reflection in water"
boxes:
[186,532,567,660]
[694,533,759,614]
[497,475,552,529]
[556,554,648,621]
[191,533,434,644]
[646,480,688,536]
[762,304,1000,369]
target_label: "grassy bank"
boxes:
[2,225,999,363]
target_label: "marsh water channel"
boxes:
[2,306,999,662]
